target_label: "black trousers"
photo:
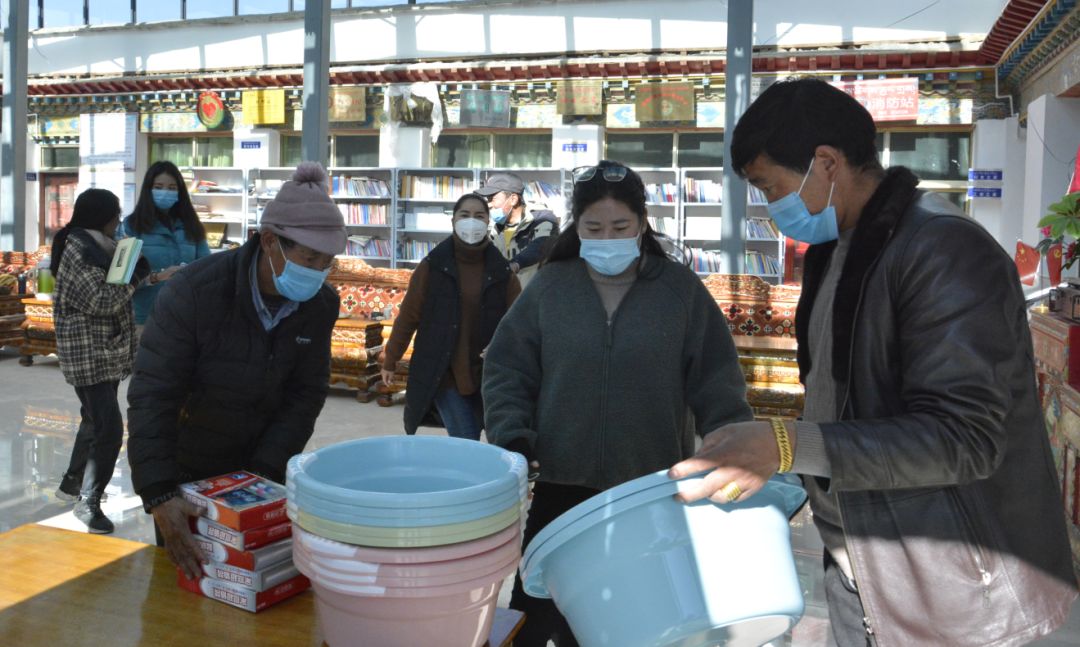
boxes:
[510,482,600,647]
[824,551,877,647]
[64,381,124,497]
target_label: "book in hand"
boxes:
[192,516,293,551]
[177,569,310,613]
[192,533,294,571]
[180,472,288,531]
[106,237,143,285]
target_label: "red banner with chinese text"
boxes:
[830,78,919,122]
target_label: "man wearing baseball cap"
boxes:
[127,162,345,580]
[475,172,558,288]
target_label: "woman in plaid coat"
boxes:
[51,188,149,533]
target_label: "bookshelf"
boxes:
[396,168,476,267]
[249,167,293,242]
[679,168,784,282]
[185,167,249,250]
[639,168,680,239]
[331,168,395,266]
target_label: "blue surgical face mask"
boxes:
[766,159,839,245]
[269,240,330,302]
[152,189,179,212]
[492,211,509,226]
[579,235,641,275]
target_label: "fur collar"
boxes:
[795,166,920,385]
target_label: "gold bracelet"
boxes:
[770,417,794,473]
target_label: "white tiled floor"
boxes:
[1,348,1077,645]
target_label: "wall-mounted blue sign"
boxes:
[967,187,1003,198]
[968,169,1003,181]
[240,141,262,150]
[562,143,588,153]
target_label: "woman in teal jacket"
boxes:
[120,161,210,325]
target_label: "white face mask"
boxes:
[454,218,488,245]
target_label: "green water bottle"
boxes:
[35,258,54,295]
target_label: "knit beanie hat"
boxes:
[260,161,346,256]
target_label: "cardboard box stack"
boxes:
[176,472,309,612]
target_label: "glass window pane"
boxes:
[194,137,234,167]
[41,147,80,168]
[239,0,288,15]
[606,133,674,168]
[333,0,348,7]
[433,134,490,169]
[43,0,84,27]
[89,0,130,25]
[887,131,970,181]
[150,138,194,168]
[137,1,181,23]
[334,135,379,167]
[281,135,302,167]
[934,191,967,212]
[494,134,551,168]
[186,0,234,19]
[30,1,40,29]
[677,132,723,167]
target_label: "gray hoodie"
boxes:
[482,255,753,491]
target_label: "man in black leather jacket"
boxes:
[670,78,1077,646]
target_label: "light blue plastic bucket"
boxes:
[287,436,526,509]
[287,474,527,527]
[521,472,807,647]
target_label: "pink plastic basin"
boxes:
[311,561,516,647]
[294,537,520,589]
[292,528,521,583]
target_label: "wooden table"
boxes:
[0,524,523,646]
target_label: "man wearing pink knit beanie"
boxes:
[127,162,345,580]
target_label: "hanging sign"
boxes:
[635,82,695,122]
[329,87,367,122]
[241,89,286,125]
[557,81,603,116]
[830,78,919,122]
[197,91,226,129]
[459,89,512,128]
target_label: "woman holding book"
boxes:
[481,160,754,646]
[381,193,521,440]
[120,161,210,326]
[52,188,150,534]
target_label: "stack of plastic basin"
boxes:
[520,471,808,647]
[286,436,528,647]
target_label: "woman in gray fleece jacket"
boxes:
[482,160,754,646]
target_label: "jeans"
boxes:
[509,482,601,647]
[824,551,877,647]
[63,381,124,497]
[432,387,484,441]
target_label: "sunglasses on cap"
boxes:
[571,165,630,185]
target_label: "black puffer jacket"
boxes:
[127,234,339,505]
[798,168,1077,646]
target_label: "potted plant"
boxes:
[1036,191,1080,284]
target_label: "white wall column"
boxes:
[970,116,1025,252]
[1022,95,1080,248]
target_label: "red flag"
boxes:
[1049,243,1063,286]
[1015,241,1039,286]
[1070,144,1080,193]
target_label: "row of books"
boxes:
[645,182,679,204]
[745,251,782,275]
[647,216,674,235]
[177,471,307,613]
[746,217,781,239]
[189,179,243,194]
[339,203,390,225]
[748,186,768,205]
[398,239,438,259]
[400,175,472,200]
[523,180,561,203]
[689,248,724,273]
[331,175,392,198]
[347,235,392,257]
[683,178,723,203]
